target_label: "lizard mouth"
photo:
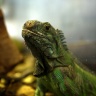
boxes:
[22,29,44,38]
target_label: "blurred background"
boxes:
[0,0,96,71]
[0,0,96,95]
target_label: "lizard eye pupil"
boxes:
[45,25,50,30]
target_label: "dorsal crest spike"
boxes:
[57,29,68,50]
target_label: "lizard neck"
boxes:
[45,56,68,69]
[43,49,75,73]
[33,45,75,77]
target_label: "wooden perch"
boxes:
[0,9,23,75]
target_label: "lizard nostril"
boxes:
[26,21,32,27]
[29,22,31,25]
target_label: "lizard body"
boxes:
[22,20,96,96]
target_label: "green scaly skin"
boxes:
[22,20,96,96]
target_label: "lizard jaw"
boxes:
[22,29,44,38]
[22,28,54,58]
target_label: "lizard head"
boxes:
[22,20,66,58]
[22,20,67,76]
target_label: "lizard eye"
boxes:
[45,25,50,31]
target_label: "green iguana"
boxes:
[22,20,96,96]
